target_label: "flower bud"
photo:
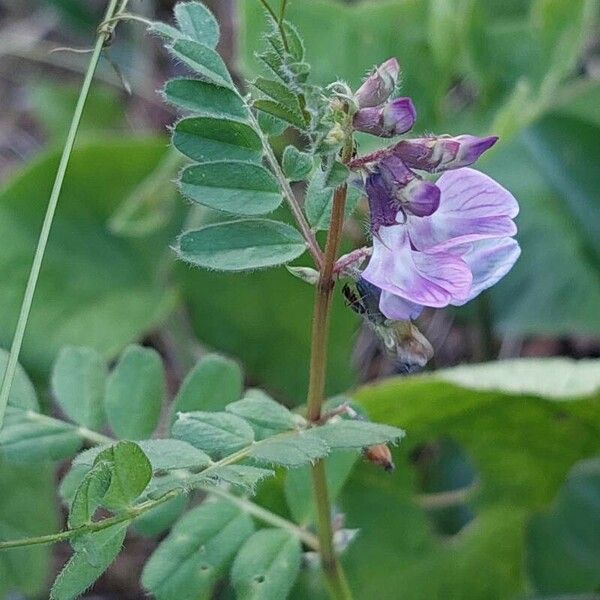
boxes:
[363,444,395,471]
[392,135,498,172]
[353,97,416,138]
[354,58,400,108]
[379,155,440,217]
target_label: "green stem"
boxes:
[306,131,355,600]
[0,0,123,428]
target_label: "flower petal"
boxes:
[362,225,472,307]
[451,237,521,305]
[379,291,423,320]
[409,168,519,251]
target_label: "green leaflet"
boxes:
[104,345,165,439]
[282,146,313,181]
[173,117,262,164]
[174,1,220,48]
[176,219,307,271]
[172,411,255,459]
[164,79,248,120]
[142,501,254,600]
[231,529,302,600]
[172,354,244,415]
[169,39,233,89]
[226,391,303,432]
[179,161,282,215]
[51,346,107,429]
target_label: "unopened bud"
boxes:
[354,58,400,108]
[353,97,416,138]
[392,135,498,172]
[364,444,395,471]
[286,265,320,285]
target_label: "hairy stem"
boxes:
[307,133,355,600]
[0,0,125,427]
[251,114,323,268]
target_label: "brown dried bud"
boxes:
[363,444,395,472]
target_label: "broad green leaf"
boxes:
[172,354,243,414]
[164,79,248,120]
[108,149,181,238]
[231,529,301,600]
[284,451,356,525]
[200,465,274,493]
[104,345,165,439]
[68,461,112,528]
[169,39,233,89]
[173,117,262,163]
[142,501,254,600]
[176,219,307,271]
[250,430,329,468]
[485,134,600,334]
[438,358,600,399]
[527,455,600,594]
[134,494,188,537]
[0,139,179,382]
[0,349,38,410]
[51,346,107,429]
[179,161,282,215]
[174,1,219,48]
[94,441,152,510]
[172,411,254,458]
[304,169,362,230]
[305,359,600,600]
[50,523,127,600]
[226,391,303,432]
[313,420,405,449]
[325,161,350,188]
[0,406,82,463]
[176,261,357,403]
[0,463,56,598]
[282,146,313,181]
[523,114,600,260]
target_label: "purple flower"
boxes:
[361,167,520,320]
[354,58,400,108]
[391,135,498,172]
[353,97,416,137]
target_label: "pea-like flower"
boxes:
[353,58,400,108]
[361,161,520,321]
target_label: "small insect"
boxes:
[342,278,433,372]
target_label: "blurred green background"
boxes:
[0,0,599,598]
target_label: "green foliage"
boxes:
[172,354,243,414]
[104,345,165,439]
[305,169,362,231]
[173,117,263,163]
[141,501,255,600]
[93,442,152,510]
[50,523,128,600]
[527,455,600,594]
[180,161,283,215]
[164,78,248,119]
[231,529,302,600]
[317,359,600,599]
[172,411,255,458]
[52,346,107,429]
[226,391,304,432]
[0,140,179,381]
[169,39,234,89]
[282,146,313,181]
[173,1,219,47]
[0,464,56,598]
[176,220,307,271]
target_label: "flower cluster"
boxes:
[349,59,520,322]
